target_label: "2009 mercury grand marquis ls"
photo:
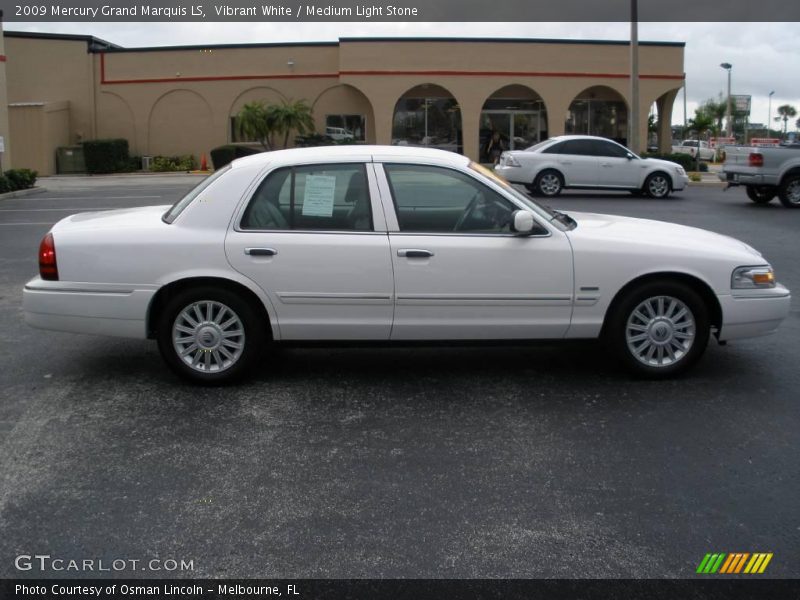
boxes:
[23,146,791,383]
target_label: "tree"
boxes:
[776,104,797,139]
[700,96,727,136]
[235,101,276,150]
[270,99,315,149]
[687,111,715,169]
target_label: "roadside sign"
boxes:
[710,137,736,148]
[750,138,781,147]
[732,95,751,115]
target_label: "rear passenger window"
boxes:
[542,141,565,154]
[240,163,372,231]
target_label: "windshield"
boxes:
[468,162,572,229]
[162,165,231,224]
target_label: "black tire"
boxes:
[643,172,672,199]
[777,174,800,208]
[156,286,267,385]
[533,169,563,197]
[604,280,710,378]
[745,185,777,204]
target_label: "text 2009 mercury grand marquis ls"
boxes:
[23,146,791,384]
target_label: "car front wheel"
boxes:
[156,286,266,384]
[606,281,710,377]
[644,172,672,199]
[533,170,563,197]
[778,174,800,208]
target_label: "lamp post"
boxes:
[720,63,732,138]
[768,90,775,137]
[629,0,640,152]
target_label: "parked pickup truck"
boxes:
[671,140,715,161]
[719,145,800,208]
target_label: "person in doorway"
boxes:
[485,131,506,165]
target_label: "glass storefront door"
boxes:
[480,110,544,163]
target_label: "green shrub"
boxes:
[4,168,38,190]
[0,176,11,194]
[150,155,196,172]
[209,145,261,169]
[82,139,131,173]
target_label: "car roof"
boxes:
[231,145,470,169]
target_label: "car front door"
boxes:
[593,139,641,187]
[556,139,600,186]
[225,161,394,340]
[375,161,574,340]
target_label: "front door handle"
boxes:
[245,247,277,256]
[397,249,434,258]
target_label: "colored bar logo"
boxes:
[696,552,773,574]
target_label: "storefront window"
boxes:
[325,114,366,142]
[392,96,462,154]
[479,90,548,163]
[565,96,628,146]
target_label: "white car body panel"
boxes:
[22,145,789,356]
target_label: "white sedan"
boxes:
[495,135,689,198]
[23,146,789,383]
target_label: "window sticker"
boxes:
[302,175,337,217]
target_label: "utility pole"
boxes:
[768,90,775,137]
[720,63,732,138]
[629,0,640,152]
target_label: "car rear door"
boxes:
[225,160,394,340]
[593,139,640,188]
[374,161,574,340]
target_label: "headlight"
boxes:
[731,266,776,289]
[501,153,521,167]
[675,166,686,175]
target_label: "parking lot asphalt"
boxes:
[0,176,798,579]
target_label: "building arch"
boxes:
[147,89,214,158]
[392,84,462,154]
[478,84,549,162]
[97,91,137,152]
[565,85,629,145]
[312,84,376,143]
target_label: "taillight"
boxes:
[38,232,58,280]
[749,152,764,167]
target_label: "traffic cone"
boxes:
[200,153,208,171]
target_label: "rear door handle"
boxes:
[397,249,434,258]
[245,247,277,256]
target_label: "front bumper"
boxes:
[717,284,792,341]
[23,277,157,339]
[494,164,525,184]
[674,172,690,191]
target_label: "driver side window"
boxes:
[384,164,516,234]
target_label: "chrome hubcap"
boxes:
[786,180,800,204]
[648,176,669,197]
[172,300,245,373]
[626,295,695,368]
[539,174,561,195]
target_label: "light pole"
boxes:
[629,0,640,152]
[768,90,775,137]
[720,63,732,138]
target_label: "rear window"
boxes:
[162,165,231,224]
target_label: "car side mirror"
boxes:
[512,210,535,235]
[626,152,635,160]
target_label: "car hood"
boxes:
[52,205,172,232]
[565,211,761,260]
[639,157,684,170]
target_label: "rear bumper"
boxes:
[23,277,156,339]
[718,171,777,186]
[717,284,792,341]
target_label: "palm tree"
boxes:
[776,104,797,139]
[270,99,316,149]
[701,96,727,136]
[236,101,276,150]
[687,111,715,168]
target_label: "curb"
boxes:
[0,186,47,201]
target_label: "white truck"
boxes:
[719,144,800,208]
[671,140,715,161]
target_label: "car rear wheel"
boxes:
[533,170,563,197]
[156,286,266,384]
[745,185,776,204]
[778,174,800,208]
[644,172,672,199]
[605,281,710,378]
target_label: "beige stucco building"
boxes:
[2,29,685,175]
